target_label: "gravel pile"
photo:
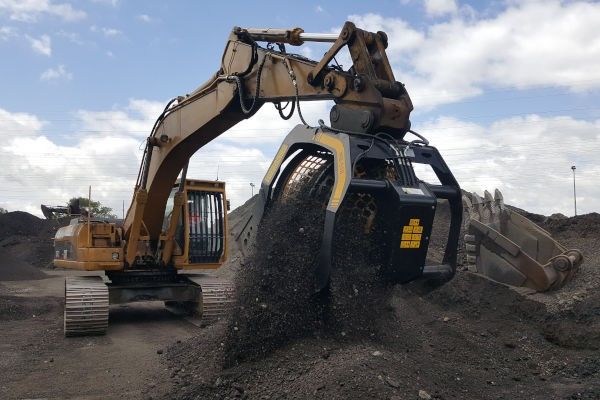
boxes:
[0,211,64,269]
[157,196,600,399]
[0,247,47,281]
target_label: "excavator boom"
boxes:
[123,21,414,255]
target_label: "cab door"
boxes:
[186,189,226,264]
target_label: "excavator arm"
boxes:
[123,22,415,266]
[55,21,464,297]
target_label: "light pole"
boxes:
[571,165,577,216]
[250,182,255,197]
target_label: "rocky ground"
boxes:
[0,200,598,400]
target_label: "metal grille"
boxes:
[187,190,225,263]
[281,154,328,200]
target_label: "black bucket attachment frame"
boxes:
[241,124,462,291]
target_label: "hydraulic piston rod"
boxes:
[298,32,339,42]
[242,27,338,45]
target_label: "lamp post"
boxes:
[571,165,577,216]
[250,182,255,197]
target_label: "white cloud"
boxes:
[0,25,16,40]
[0,0,86,22]
[27,34,51,56]
[416,114,600,215]
[136,14,153,23]
[0,103,151,215]
[424,0,458,17]
[76,98,163,138]
[221,101,331,145]
[56,30,83,45]
[187,142,272,208]
[0,100,598,217]
[0,100,285,215]
[90,0,118,6]
[349,1,600,108]
[0,107,45,132]
[315,5,324,13]
[40,64,72,81]
[102,27,121,37]
[90,25,122,37]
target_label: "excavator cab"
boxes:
[161,179,228,269]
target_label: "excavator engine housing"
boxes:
[54,179,228,271]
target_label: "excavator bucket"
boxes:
[463,189,583,291]
[234,124,464,292]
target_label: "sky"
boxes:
[0,0,599,218]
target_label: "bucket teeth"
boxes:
[483,190,493,203]
[462,194,475,231]
[494,188,505,210]
[462,188,584,292]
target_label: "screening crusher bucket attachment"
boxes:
[463,189,583,292]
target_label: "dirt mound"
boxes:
[0,211,64,268]
[223,195,392,366]
[0,211,46,240]
[507,207,600,238]
[223,197,328,365]
[161,272,599,399]
[217,195,259,280]
[153,194,600,399]
[0,247,47,281]
[542,212,600,237]
[542,289,600,350]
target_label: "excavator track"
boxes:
[64,276,109,337]
[199,278,235,323]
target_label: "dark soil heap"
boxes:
[0,211,64,269]
[223,195,392,366]
[0,247,47,281]
[543,212,600,237]
[157,198,600,400]
[223,198,328,365]
[162,272,600,400]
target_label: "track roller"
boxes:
[64,276,109,337]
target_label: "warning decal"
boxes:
[400,219,423,249]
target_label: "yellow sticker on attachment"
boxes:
[401,219,424,249]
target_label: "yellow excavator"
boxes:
[54,21,465,336]
[53,22,583,337]
[55,21,583,337]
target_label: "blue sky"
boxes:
[1,0,599,216]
